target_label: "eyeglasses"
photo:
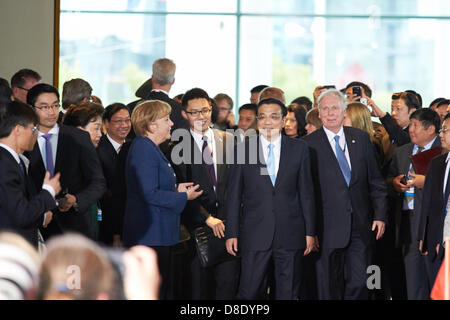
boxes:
[185,108,212,118]
[439,127,448,134]
[18,86,29,92]
[35,104,60,111]
[219,107,231,112]
[256,113,283,121]
[110,119,131,125]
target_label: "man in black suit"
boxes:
[127,58,188,139]
[25,83,106,240]
[170,88,239,299]
[419,113,450,290]
[388,108,441,299]
[0,100,60,247]
[304,89,388,300]
[225,98,317,300]
[97,103,131,246]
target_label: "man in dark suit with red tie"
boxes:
[388,108,441,300]
[304,89,388,300]
[225,98,317,300]
[0,100,60,247]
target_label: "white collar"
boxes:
[106,134,123,152]
[190,127,214,143]
[38,124,59,137]
[0,143,20,164]
[323,126,344,143]
[151,89,169,96]
[260,133,282,149]
[446,152,450,164]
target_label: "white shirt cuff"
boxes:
[42,184,56,199]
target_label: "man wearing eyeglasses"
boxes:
[10,69,41,103]
[24,83,106,241]
[170,87,239,299]
[225,98,317,300]
[388,108,441,300]
[0,100,60,247]
[419,113,450,292]
[97,103,132,246]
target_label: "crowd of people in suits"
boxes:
[0,57,449,300]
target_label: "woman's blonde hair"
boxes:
[345,102,374,140]
[131,100,171,136]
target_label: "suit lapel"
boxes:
[54,125,66,173]
[344,128,358,186]
[274,136,288,188]
[257,136,275,189]
[213,129,225,184]
[318,127,349,187]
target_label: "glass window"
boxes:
[59,0,450,111]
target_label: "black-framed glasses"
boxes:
[35,103,60,111]
[18,86,29,92]
[185,108,212,117]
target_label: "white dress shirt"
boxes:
[260,133,281,177]
[323,126,352,170]
[190,128,217,181]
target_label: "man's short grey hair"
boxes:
[317,89,346,112]
[62,78,92,109]
[152,58,176,86]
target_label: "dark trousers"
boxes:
[151,245,173,300]
[189,240,240,300]
[238,247,302,300]
[400,211,430,300]
[316,231,370,300]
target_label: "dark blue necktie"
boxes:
[334,135,351,186]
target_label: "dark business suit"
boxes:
[0,147,56,247]
[123,136,187,299]
[380,113,411,147]
[304,126,388,300]
[25,125,106,240]
[173,128,239,299]
[418,153,449,288]
[388,137,441,299]
[96,135,128,244]
[226,134,316,300]
[127,90,189,140]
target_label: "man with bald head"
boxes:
[304,89,388,300]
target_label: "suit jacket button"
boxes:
[168,163,171,167]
